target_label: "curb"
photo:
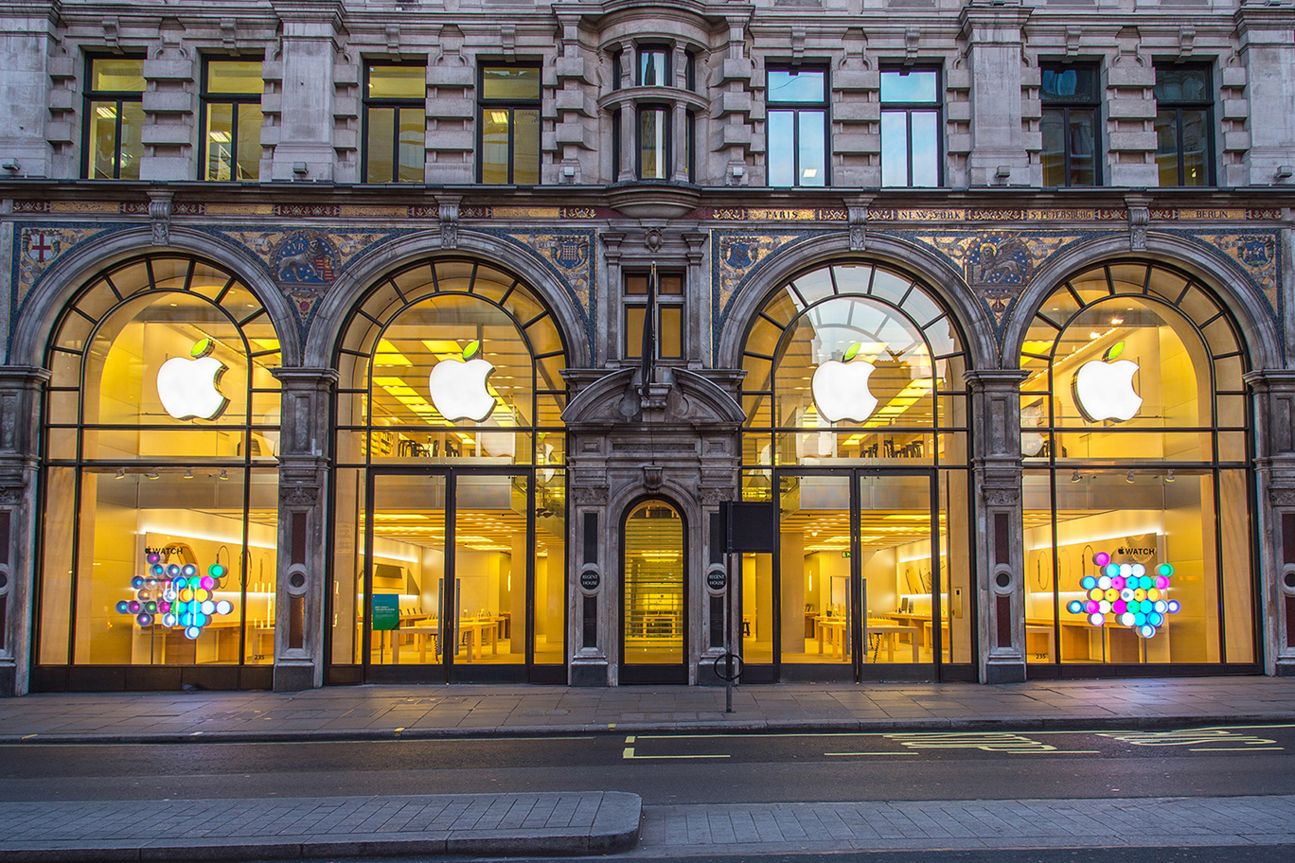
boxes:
[2,713,1292,745]
[0,792,642,862]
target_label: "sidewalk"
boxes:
[0,792,642,861]
[3,676,1295,743]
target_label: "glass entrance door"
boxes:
[621,499,687,683]
[363,469,528,681]
[775,469,940,680]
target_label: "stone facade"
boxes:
[0,0,1293,693]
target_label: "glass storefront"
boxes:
[621,499,686,679]
[38,255,281,679]
[1020,261,1256,669]
[329,257,567,683]
[739,262,973,679]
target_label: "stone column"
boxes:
[271,368,336,691]
[1245,370,1295,676]
[1236,5,1295,186]
[0,367,49,696]
[959,3,1033,187]
[965,370,1028,684]
[268,1,341,182]
[0,8,58,178]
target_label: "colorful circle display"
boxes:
[116,553,234,639]
[1069,551,1181,638]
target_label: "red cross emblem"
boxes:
[25,230,59,263]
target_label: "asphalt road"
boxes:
[2,723,1293,805]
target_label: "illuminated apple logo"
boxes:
[811,341,878,423]
[428,340,496,422]
[1074,341,1142,422]
[157,338,229,421]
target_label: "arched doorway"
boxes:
[620,498,687,684]
[1019,260,1257,672]
[35,254,283,690]
[736,261,974,681]
[328,257,569,684]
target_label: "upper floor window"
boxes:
[1040,63,1100,186]
[880,67,941,187]
[638,46,669,86]
[84,56,145,180]
[479,64,541,185]
[624,270,685,362]
[363,63,425,183]
[638,105,670,180]
[201,59,264,181]
[767,67,827,187]
[1154,64,1213,187]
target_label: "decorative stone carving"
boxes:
[845,194,873,252]
[437,194,461,249]
[281,484,321,507]
[1125,194,1150,251]
[148,190,173,246]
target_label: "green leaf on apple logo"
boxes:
[843,341,861,362]
[190,337,214,359]
[462,340,480,361]
[1105,341,1125,361]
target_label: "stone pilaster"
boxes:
[0,367,49,696]
[268,1,343,182]
[960,2,1033,187]
[1245,370,1295,676]
[966,369,1028,684]
[1236,4,1295,186]
[270,368,336,691]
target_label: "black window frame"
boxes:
[635,103,672,181]
[477,62,543,185]
[1040,61,1103,187]
[1153,62,1215,187]
[765,64,830,188]
[637,45,671,87]
[879,65,944,188]
[198,55,265,182]
[361,60,426,185]
[82,53,146,180]
[622,270,687,363]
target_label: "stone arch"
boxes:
[9,226,301,368]
[714,232,999,374]
[1000,232,1283,370]
[303,229,593,369]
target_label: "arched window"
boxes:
[1019,261,1255,669]
[330,258,568,681]
[621,499,686,676]
[38,255,282,677]
[737,262,973,677]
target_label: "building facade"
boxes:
[0,0,1293,694]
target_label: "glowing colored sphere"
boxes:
[1088,613,1105,626]
[1093,551,1110,567]
[1154,600,1167,613]
[1085,600,1100,614]
[1105,564,1120,578]
[200,600,215,615]
[1081,576,1097,590]
[146,552,161,564]
[162,613,176,627]
[1139,625,1156,638]
[1155,576,1169,590]
[166,564,180,577]
[1098,600,1112,614]
[1119,563,1133,578]
[1158,563,1174,577]
[195,589,210,603]
[1113,600,1127,615]
[1167,600,1181,613]
[130,576,144,589]
[1134,612,1147,626]
[184,626,201,640]
[179,588,193,602]
[159,601,171,613]
[1088,588,1103,601]
[1133,589,1146,602]
[1098,575,1112,590]
[1120,612,1136,627]
[1112,576,1126,590]
[209,564,226,578]
[215,600,232,615]
[115,601,130,614]
[200,576,215,591]
[163,589,176,602]
[127,600,141,613]
[151,564,165,576]
[136,613,152,626]
[1067,600,1084,614]
[1148,612,1163,626]
[143,601,156,613]
[1131,564,1146,577]
[182,564,197,577]
[1120,588,1134,602]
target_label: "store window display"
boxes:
[38,255,281,671]
[739,262,972,676]
[1020,261,1255,668]
[331,257,567,681]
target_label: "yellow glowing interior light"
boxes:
[374,338,412,366]
[863,377,934,428]
[421,339,469,356]
[208,130,232,144]
[490,110,509,124]
[252,338,281,351]
[96,106,117,119]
